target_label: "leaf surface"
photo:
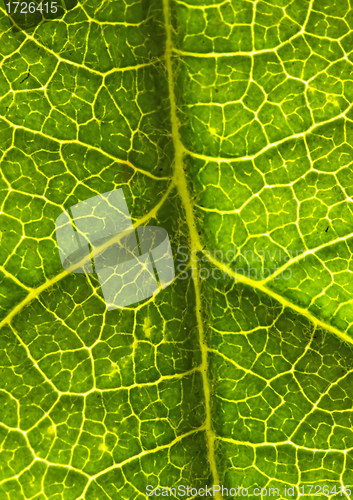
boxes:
[0,0,353,498]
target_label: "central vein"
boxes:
[161,0,223,497]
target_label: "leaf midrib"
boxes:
[161,0,222,497]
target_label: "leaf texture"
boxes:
[0,0,353,498]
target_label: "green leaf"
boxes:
[0,0,353,498]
